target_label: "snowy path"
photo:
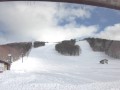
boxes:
[1,41,120,90]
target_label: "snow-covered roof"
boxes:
[0,60,10,65]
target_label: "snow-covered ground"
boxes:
[1,41,120,90]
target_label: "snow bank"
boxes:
[0,71,120,90]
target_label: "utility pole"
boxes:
[8,54,12,63]
[22,53,24,63]
[8,54,12,70]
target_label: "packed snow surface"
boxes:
[1,41,120,90]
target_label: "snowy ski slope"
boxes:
[1,41,120,90]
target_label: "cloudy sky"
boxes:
[0,1,120,44]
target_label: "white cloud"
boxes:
[0,1,97,43]
[97,24,120,40]
[56,3,93,22]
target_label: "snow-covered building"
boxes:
[0,60,10,73]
